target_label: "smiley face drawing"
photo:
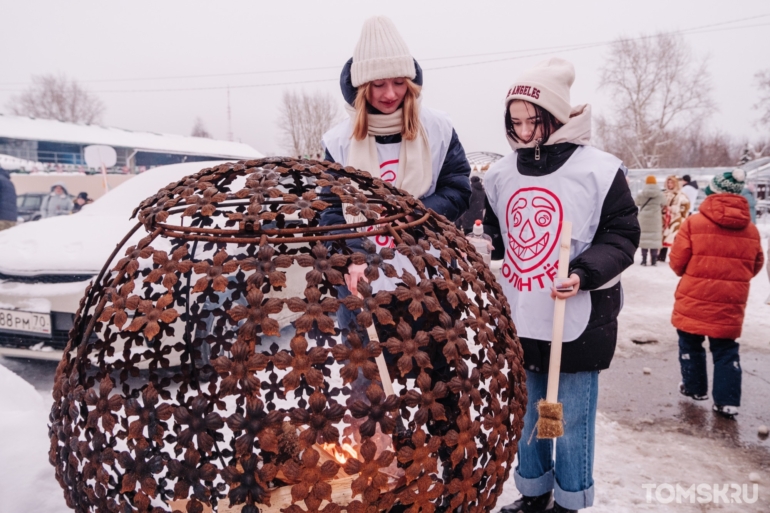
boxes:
[505,187,563,274]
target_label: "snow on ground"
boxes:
[590,413,767,511]
[0,364,68,513]
[493,413,768,512]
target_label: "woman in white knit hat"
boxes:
[321,15,471,295]
[483,58,640,512]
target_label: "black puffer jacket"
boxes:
[483,142,640,373]
[457,175,485,233]
[0,169,18,222]
[321,58,471,252]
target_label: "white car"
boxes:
[0,161,227,361]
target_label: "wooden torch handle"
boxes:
[545,221,572,404]
[366,324,396,397]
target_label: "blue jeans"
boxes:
[514,370,598,510]
[677,330,741,407]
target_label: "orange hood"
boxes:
[697,193,750,230]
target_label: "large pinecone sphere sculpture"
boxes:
[49,158,526,513]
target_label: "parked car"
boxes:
[0,161,225,360]
[16,192,47,222]
[0,160,309,362]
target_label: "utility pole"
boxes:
[227,86,234,142]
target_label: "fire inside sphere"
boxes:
[49,158,526,513]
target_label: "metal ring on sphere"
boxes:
[49,157,526,513]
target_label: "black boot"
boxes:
[549,502,578,513]
[500,492,553,513]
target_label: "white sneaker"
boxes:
[712,404,739,418]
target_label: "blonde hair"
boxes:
[352,78,422,141]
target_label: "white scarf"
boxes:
[343,102,432,224]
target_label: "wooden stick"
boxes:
[214,475,360,513]
[545,221,572,404]
[367,324,396,397]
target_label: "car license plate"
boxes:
[0,308,52,336]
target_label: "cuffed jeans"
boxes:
[514,370,598,510]
[677,329,741,407]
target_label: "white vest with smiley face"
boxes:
[484,145,620,342]
[323,107,454,293]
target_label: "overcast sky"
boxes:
[1,0,768,157]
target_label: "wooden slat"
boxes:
[213,474,358,513]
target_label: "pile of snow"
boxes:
[0,363,43,412]
[0,364,67,512]
[0,153,39,172]
[0,160,226,276]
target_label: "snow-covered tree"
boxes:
[6,73,105,124]
[596,33,715,168]
[278,90,340,158]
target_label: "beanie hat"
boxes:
[705,168,746,195]
[645,175,657,185]
[505,57,575,124]
[351,16,416,87]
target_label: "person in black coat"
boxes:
[0,168,18,231]
[72,191,93,214]
[457,175,486,233]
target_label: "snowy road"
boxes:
[1,223,769,512]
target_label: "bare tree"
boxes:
[597,33,716,168]
[755,69,770,128]
[6,73,105,124]
[277,90,341,158]
[667,127,736,167]
[191,117,212,138]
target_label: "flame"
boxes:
[321,442,358,465]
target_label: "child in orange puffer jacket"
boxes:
[669,169,764,418]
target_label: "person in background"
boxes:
[635,175,666,266]
[680,174,699,215]
[670,169,763,419]
[72,191,93,214]
[39,182,73,218]
[457,175,486,233]
[741,182,757,224]
[0,167,18,231]
[658,175,690,263]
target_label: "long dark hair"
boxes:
[505,100,562,144]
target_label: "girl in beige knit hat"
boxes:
[483,58,640,513]
[321,15,471,295]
